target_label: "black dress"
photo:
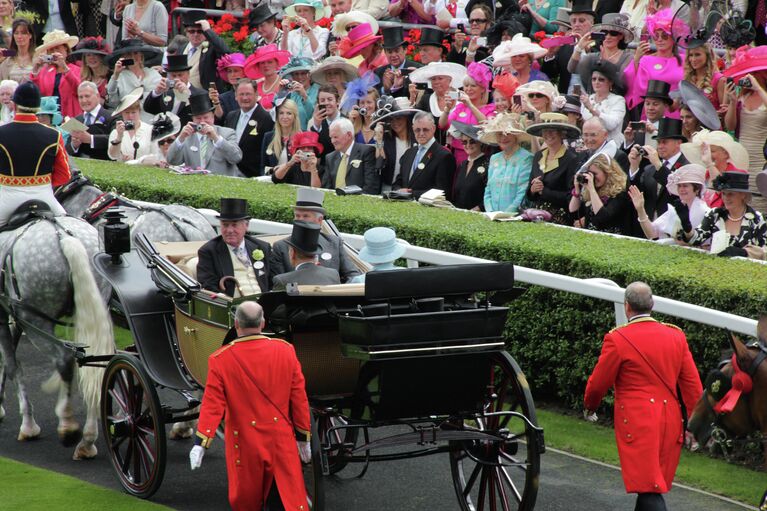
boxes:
[526,147,581,210]
[577,191,631,235]
[452,154,489,210]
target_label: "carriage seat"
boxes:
[155,240,207,280]
[0,200,54,232]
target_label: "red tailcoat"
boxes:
[584,317,702,494]
[197,335,311,511]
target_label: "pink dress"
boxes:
[623,56,684,119]
[30,63,82,118]
[257,79,277,110]
[448,102,495,166]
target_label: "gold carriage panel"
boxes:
[292,330,361,397]
[175,306,230,386]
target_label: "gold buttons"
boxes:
[234,430,238,436]
[206,429,211,433]
[650,398,655,403]
[620,405,624,410]
[623,419,628,424]
[235,444,239,449]
[251,421,257,426]
[654,484,659,489]
[236,459,241,464]
[627,433,632,438]
[273,417,278,422]
[300,506,305,510]
[663,399,667,404]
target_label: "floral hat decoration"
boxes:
[216,53,246,82]
[466,62,492,89]
[478,112,532,145]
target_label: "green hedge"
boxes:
[76,159,767,410]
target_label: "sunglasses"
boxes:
[185,28,203,34]
[529,93,546,99]
[461,137,479,144]
[604,30,623,37]
[469,18,488,24]
[159,138,176,146]
[653,31,671,40]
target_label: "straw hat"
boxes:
[113,87,144,116]
[723,45,767,80]
[310,56,358,85]
[491,34,547,68]
[681,129,749,171]
[36,30,78,55]
[592,13,634,43]
[408,62,467,89]
[478,113,532,145]
[666,164,706,196]
[150,112,181,142]
[525,112,581,138]
[285,0,330,21]
[244,44,291,79]
[332,11,379,37]
[516,80,560,104]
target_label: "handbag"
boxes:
[520,208,553,222]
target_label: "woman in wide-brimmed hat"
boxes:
[211,53,245,121]
[515,80,561,123]
[108,86,156,162]
[350,227,406,284]
[680,129,750,208]
[479,113,534,213]
[105,38,162,110]
[578,60,627,146]
[570,13,634,81]
[451,120,491,211]
[70,37,111,101]
[440,62,494,166]
[569,152,631,235]
[248,3,281,48]
[524,113,582,218]
[272,130,324,187]
[144,112,181,167]
[280,0,330,61]
[30,30,81,118]
[339,23,386,76]
[281,57,318,130]
[310,56,357,98]
[0,19,35,84]
[491,33,548,85]
[370,96,418,192]
[410,61,467,144]
[36,96,63,127]
[677,171,767,258]
[244,44,291,110]
[629,163,710,242]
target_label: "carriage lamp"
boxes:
[103,208,131,264]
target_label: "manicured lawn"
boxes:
[537,408,765,504]
[0,456,171,510]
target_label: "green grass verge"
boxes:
[538,408,765,504]
[0,456,171,510]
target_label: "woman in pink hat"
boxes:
[213,53,245,120]
[272,130,324,187]
[624,9,685,121]
[244,44,290,110]
[340,23,387,76]
[440,62,494,166]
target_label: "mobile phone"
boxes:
[415,82,428,90]
[640,32,650,43]
[318,104,326,113]
[573,85,582,96]
[448,91,460,100]
[457,23,465,33]
[513,95,522,106]
[122,58,135,66]
[591,32,605,42]
[634,131,646,147]
[629,121,645,131]
[209,81,216,89]
[0,49,16,57]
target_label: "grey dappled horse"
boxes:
[57,176,216,243]
[0,217,113,459]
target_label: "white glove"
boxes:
[297,441,312,464]
[583,410,598,422]
[190,445,205,470]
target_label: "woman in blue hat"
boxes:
[351,227,406,283]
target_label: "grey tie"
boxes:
[235,246,249,267]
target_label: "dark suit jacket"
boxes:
[541,44,575,94]
[143,85,205,127]
[272,262,341,290]
[215,91,238,124]
[197,29,232,92]
[269,232,361,286]
[321,143,379,194]
[28,0,77,38]
[376,132,413,187]
[394,141,456,201]
[224,105,274,177]
[373,60,423,99]
[642,153,689,219]
[309,118,335,165]
[197,235,272,296]
[594,0,622,23]
[526,148,581,209]
[452,154,489,211]
[64,107,114,160]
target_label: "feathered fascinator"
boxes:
[216,53,246,82]
[646,8,689,40]
[467,62,492,89]
[339,72,381,114]
[492,73,520,99]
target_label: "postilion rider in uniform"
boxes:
[0,82,70,227]
[190,301,312,511]
[584,282,702,511]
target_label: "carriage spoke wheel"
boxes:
[303,414,325,510]
[101,354,166,499]
[450,351,541,511]
[316,413,358,475]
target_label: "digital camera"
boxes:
[576,172,592,185]
[297,151,309,162]
[358,107,367,117]
[194,124,204,132]
[166,79,176,89]
[42,55,54,63]
[738,78,752,88]
[124,121,135,130]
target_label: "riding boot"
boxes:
[634,493,668,511]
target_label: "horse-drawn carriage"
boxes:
[12,209,544,510]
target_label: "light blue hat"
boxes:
[358,227,406,265]
[37,96,62,126]
[285,0,329,21]
[280,56,314,78]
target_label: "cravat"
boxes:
[335,153,349,188]
[409,145,427,182]
[189,46,197,58]
[84,112,93,126]
[235,246,249,267]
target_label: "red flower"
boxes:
[220,13,237,23]
[533,30,546,42]
[242,9,250,16]
[413,53,421,62]
[233,30,246,42]
[316,17,332,28]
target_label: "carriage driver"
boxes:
[190,301,312,511]
[0,82,70,227]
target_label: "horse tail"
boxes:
[59,236,114,412]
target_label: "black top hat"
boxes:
[182,10,207,27]
[641,80,672,104]
[189,91,215,116]
[382,26,406,49]
[218,198,250,221]
[652,118,686,141]
[419,27,445,48]
[107,38,162,68]
[285,221,322,256]
[166,54,192,73]
[570,0,595,16]
[13,82,41,109]
[248,3,277,27]
[712,171,751,193]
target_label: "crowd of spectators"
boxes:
[3,0,767,257]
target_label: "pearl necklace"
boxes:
[261,76,280,94]
[602,48,621,61]
[727,213,744,222]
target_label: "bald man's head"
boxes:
[235,301,265,333]
[625,282,653,315]
[582,117,608,151]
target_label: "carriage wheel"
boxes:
[316,413,358,474]
[449,351,541,511]
[101,354,167,499]
[303,415,325,510]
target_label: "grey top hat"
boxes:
[292,188,327,215]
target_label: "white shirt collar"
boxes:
[664,151,682,167]
[240,105,257,118]
[418,138,435,152]
[87,105,101,118]
[342,141,354,158]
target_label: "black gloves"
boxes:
[670,197,692,233]
[718,246,748,258]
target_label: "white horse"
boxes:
[0,216,113,459]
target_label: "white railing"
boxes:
[198,210,760,337]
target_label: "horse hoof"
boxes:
[18,426,41,441]
[59,428,83,448]
[169,427,193,440]
[72,442,97,460]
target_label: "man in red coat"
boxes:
[190,301,312,510]
[584,282,702,511]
